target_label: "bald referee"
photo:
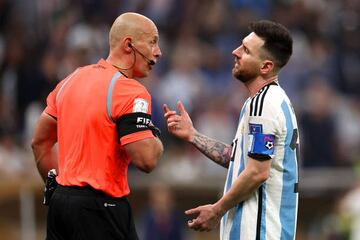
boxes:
[32,12,163,240]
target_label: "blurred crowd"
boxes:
[1,0,359,176]
[0,0,359,239]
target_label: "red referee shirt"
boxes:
[45,59,154,197]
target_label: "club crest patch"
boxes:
[133,98,148,113]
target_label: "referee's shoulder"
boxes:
[114,76,150,95]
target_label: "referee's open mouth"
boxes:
[148,60,156,69]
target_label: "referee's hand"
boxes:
[163,101,196,142]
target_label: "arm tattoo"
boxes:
[191,132,232,168]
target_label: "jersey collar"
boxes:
[98,59,121,73]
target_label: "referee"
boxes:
[32,12,163,240]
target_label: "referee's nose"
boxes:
[154,45,162,59]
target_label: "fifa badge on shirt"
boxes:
[133,98,149,113]
[249,123,263,134]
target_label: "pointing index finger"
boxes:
[185,207,199,216]
[163,104,170,113]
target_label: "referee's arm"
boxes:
[125,137,163,173]
[31,112,58,182]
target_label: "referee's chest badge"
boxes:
[133,98,149,113]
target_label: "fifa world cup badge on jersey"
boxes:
[249,123,263,134]
[133,98,148,113]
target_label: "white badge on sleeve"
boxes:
[133,98,149,113]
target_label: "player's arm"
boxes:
[186,114,277,231]
[191,132,232,168]
[214,120,277,211]
[185,157,271,231]
[213,157,271,214]
[31,112,58,182]
[163,101,231,168]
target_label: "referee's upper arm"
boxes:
[31,112,58,180]
[124,137,163,173]
[32,112,57,147]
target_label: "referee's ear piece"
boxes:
[128,43,132,48]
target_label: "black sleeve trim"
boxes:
[294,183,299,193]
[290,129,298,150]
[248,153,271,161]
[116,112,152,140]
[45,113,57,120]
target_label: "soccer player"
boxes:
[164,20,299,239]
[31,12,163,240]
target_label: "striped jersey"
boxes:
[220,82,299,240]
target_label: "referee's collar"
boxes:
[97,59,124,75]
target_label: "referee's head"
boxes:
[107,12,162,78]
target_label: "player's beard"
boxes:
[232,65,258,83]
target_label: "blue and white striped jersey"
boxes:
[220,82,299,240]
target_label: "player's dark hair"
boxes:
[249,20,293,69]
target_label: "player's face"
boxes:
[133,24,162,78]
[232,32,265,83]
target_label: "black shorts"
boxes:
[46,185,138,240]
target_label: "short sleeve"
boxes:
[44,68,81,118]
[247,101,282,160]
[111,79,153,146]
[248,99,281,136]
[44,80,67,118]
[44,89,57,118]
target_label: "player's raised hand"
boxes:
[163,101,196,142]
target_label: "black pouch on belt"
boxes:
[43,169,58,206]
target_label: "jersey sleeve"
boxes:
[111,79,154,146]
[44,80,67,118]
[247,102,282,160]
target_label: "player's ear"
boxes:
[260,60,274,75]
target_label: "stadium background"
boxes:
[0,0,359,239]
